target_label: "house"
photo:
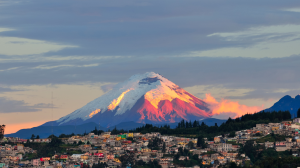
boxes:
[32,159,41,166]
[293,118,300,124]
[178,156,189,160]
[264,141,274,148]
[214,137,221,143]
[275,142,290,151]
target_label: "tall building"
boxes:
[0,125,5,139]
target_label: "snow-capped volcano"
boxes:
[56,72,212,127]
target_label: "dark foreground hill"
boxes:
[6,118,226,139]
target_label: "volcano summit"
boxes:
[55,72,212,127]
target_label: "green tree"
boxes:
[197,135,206,148]
[229,162,238,168]
[162,142,166,153]
[242,141,256,162]
[187,141,194,149]
[228,131,236,138]
[120,153,135,167]
[78,141,83,145]
[31,134,35,140]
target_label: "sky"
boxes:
[1,0,300,134]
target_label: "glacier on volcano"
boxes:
[56,72,212,127]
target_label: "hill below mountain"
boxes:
[6,118,226,139]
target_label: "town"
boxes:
[2,117,300,168]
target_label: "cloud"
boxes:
[100,83,117,92]
[0,55,300,94]
[0,28,77,56]
[32,63,99,70]
[191,25,300,58]
[0,87,20,93]
[32,103,55,108]
[284,8,300,13]
[0,0,299,115]
[0,97,55,113]
[1,0,300,58]
[203,94,264,119]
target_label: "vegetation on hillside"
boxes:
[124,111,291,139]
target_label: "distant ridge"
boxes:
[264,95,300,117]
[5,118,226,139]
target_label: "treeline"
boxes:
[24,135,65,158]
[125,111,291,138]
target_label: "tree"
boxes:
[78,141,83,145]
[188,120,192,128]
[297,108,300,118]
[31,134,35,140]
[136,160,145,166]
[162,142,166,153]
[228,131,236,138]
[49,135,62,147]
[187,141,194,149]
[197,135,206,148]
[229,162,238,168]
[193,120,198,128]
[36,135,40,139]
[120,153,135,167]
[148,137,162,149]
[180,120,185,128]
[242,141,256,162]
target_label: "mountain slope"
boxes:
[264,95,300,116]
[55,72,212,127]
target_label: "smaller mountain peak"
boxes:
[279,95,293,101]
[295,95,300,100]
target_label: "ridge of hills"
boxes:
[5,118,226,139]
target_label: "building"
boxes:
[214,137,221,143]
[275,142,290,152]
[293,118,300,124]
[0,125,5,139]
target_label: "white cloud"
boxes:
[0,28,14,32]
[284,8,300,13]
[0,28,77,56]
[32,63,99,70]
[190,25,300,58]
[0,67,20,72]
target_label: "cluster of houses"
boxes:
[0,131,247,168]
[2,119,300,167]
[0,144,35,167]
[227,119,300,153]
